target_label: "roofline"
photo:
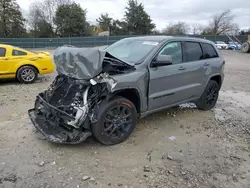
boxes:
[160,36,216,44]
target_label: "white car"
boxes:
[215,41,228,50]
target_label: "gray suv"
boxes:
[28,36,225,145]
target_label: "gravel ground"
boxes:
[0,50,250,188]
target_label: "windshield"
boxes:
[105,39,159,64]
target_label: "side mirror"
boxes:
[151,55,172,67]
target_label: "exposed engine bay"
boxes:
[28,46,135,144]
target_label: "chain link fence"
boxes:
[0,35,248,49]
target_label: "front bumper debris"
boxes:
[28,109,92,144]
[28,94,92,144]
[28,73,112,144]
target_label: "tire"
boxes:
[241,42,250,53]
[196,80,219,111]
[92,96,137,145]
[17,66,38,84]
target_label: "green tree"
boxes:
[0,0,26,37]
[55,3,88,37]
[96,13,112,31]
[123,0,155,35]
[96,13,128,35]
[111,19,127,35]
[29,20,54,38]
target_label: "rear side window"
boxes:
[0,48,6,57]
[201,43,218,59]
[185,42,203,62]
[12,50,27,56]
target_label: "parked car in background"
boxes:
[227,41,241,50]
[0,44,54,83]
[29,36,225,145]
[215,41,228,50]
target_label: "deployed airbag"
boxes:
[54,46,106,80]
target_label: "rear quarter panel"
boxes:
[202,46,225,92]
[10,55,54,75]
[34,56,55,74]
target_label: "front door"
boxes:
[148,41,186,110]
[148,41,204,111]
[0,47,8,74]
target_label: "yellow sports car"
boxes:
[0,44,55,83]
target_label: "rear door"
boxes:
[200,42,220,89]
[180,41,207,98]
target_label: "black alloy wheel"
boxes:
[196,80,220,110]
[92,97,137,145]
[103,104,133,138]
[206,84,219,106]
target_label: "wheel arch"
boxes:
[209,74,222,89]
[16,64,40,76]
[111,88,141,113]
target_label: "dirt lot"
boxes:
[0,50,250,188]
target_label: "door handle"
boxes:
[204,62,210,66]
[178,66,186,70]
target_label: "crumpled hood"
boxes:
[53,46,134,80]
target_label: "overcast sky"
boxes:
[17,0,250,30]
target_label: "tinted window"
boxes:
[185,42,203,62]
[201,43,218,59]
[159,42,182,64]
[0,48,6,57]
[12,50,27,56]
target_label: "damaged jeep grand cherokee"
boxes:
[28,36,225,145]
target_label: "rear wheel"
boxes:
[241,42,250,53]
[17,66,38,84]
[92,97,137,145]
[196,80,219,110]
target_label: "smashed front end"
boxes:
[28,46,135,144]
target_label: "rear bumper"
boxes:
[28,97,92,144]
[39,66,55,75]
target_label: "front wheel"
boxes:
[92,97,137,145]
[196,80,219,110]
[17,66,38,84]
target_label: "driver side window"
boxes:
[159,42,182,64]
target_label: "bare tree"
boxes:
[190,23,204,35]
[162,21,190,35]
[28,0,72,37]
[206,10,239,35]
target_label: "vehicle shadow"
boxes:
[0,76,54,85]
[51,103,199,149]
[0,78,17,85]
